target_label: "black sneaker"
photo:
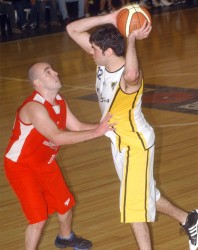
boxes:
[21,23,28,31]
[182,209,198,250]
[55,232,92,250]
[29,22,37,30]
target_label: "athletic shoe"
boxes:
[173,0,181,4]
[63,18,70,26]
[139,0,152,9]
[152,0,161,7]
[55,231,92,250]
[182,209,198,250]
[21,23,28,31]
[98,9,107,15]
[29,22,37,30]
[107,8,114,13]
[160,0,173,6]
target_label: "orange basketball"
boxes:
[116,4,152,37]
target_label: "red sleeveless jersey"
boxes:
[5,91,67,166]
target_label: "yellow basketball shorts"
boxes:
[111,143,160,223]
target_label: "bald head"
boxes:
[27,62,61,93]
[28,62,51,85]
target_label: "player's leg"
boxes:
[157,196,198,250]
[157,196,187,223]
[78,0,85,19]
[25,220,46,250]
[57,209,72,238]
[46,162,92,250]
[4,162,50,250]
[55,209,92,250]
[98,0,107,15]
[130,222,152,250]
[119,145,156,222]
[109,140,155,249]
[113,144,155,249]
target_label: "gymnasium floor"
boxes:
[0,2,198,250]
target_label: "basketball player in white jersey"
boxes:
[66,9,198,250]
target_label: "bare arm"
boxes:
[121,21,152,92]
[66,101,98,131]
[19,102,115,146]
[66,11,119,54]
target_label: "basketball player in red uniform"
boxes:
[4,62,115,250]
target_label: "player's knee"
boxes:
[29,220,47,231]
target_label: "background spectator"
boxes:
[56,0,84,25]
[0,0,21,33]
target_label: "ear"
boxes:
[33,79,40,87]
[105,48,114,57]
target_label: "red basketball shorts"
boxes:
[4,158,76,224]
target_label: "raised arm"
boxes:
[66,11,119,54]
[121,21,152,92]
[19,102,115,146]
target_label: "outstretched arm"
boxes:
[19,102,115,146]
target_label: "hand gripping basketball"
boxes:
[116,4,152,37]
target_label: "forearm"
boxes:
[123,34,140,85]
[52,128,101,146]
[67,14,114,35]
[77,122,98,131]
[52,114,114,145]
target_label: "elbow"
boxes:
[66,23,74,37]
[123,70,140,85]
[51,138,62,147]
[66,24,71,35]
[50,134,64,146]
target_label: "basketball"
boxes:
[116,4,152,37]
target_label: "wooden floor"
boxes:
[0,6,198,250]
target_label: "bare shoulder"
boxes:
[19,101,47,124]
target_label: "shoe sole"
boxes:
[74,248,91,250]
[55,243,91,250]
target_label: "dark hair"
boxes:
[89,24,125,57]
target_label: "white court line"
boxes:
[0,32,64,45]
[0,76,28,82]
[1,76,198,128]
[145,73,198,78]
[0,76,94,90]
[153,122,198,128]
[1,72,198,82]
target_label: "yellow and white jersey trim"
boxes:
[96,65,155,151]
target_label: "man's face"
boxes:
[36,63,62,91]
[90,43,107,66]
